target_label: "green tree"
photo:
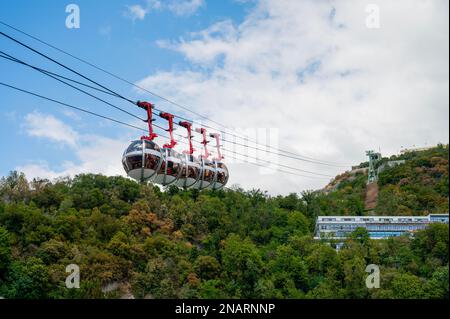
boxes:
[194,256,221,280]
[0,226,11,276]
[349,227,370,246]
[342,256,367,298]
[221,234,263,298]
[6,257,51,299]
[390,273,425,299]
[425,266,449,299]
[287,211,310,236]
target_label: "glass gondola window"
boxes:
[174,154,201,189]
[157,160,166,174]
[213,162,229,189]
[180,165,188,178]
[144,140,160,151]
[206,171,214,183]
[145,154,159,169]
[167,160,181,177]
[123,102,169,183]
[203,162,215,183]
[216,163,228,184]
[217,171,225,184]
[127,155,143,170]
[154,148,182,186]
[126,141,143,153]
[122,159,128,172]
[187,166,198,179]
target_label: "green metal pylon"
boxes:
[366,150,381,184]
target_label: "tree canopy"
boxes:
[0,145,448,299]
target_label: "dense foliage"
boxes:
[0,146,448,299]
[376,145,449,215]
[313,144,449,217]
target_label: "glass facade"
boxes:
[315,214,449,239]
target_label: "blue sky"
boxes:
[0,0,252,177]
[0,0,448,194]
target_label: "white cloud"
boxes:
[61,109,82,120]
[24,111,78,147]
[16,1,449,195]
[98,25,112,38]
[136,0,449,194]
[18,112,133,181]
[167,0,204,16]
[124,0,203,20]
[17,162,62,181]
[125,4,150,21]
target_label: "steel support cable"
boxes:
[235,161,330,180]
[208,137,346,168]
[149,125,331,179]
[151,122,334,178]
[157,108,351,167]
[0,52,333,177]
[153,112,345,169]
[0,81,145,132]
[0,21,226,128]
[149,130,331,180]
[221,148,335,178]
[0,30,136,105]
[0,49,338,176]
[0,20,352,167]
[0,51,117,97]
[146,105,346,169]
[0,52,143,121]
[1,28,350,167]
[0,81,331,180]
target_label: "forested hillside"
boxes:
[0,145,448,299]
[376,145,449,215]
[314,144,449,216]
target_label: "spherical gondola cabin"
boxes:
[174,153,202,189]
[211,161,229,190]
[192,157,216,190]
[206,133,229,190]
[122,140,163,182]
[152,148,183,186]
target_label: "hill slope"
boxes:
[0,145,448,299]
[318,144,449,216]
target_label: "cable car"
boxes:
[207,133,229,190]
[153,147,183,186]
[122,100,229,190]
[190,128,216,190]
[122,139,163,182]
[175,121,202,188]
[196,157,216,190]
[175,153,202,188]
[211,160,229,190]
[122,101,163,183]
[151,112,183,186]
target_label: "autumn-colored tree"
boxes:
[0,145,447,299]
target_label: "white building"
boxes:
[314,214,449,239]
